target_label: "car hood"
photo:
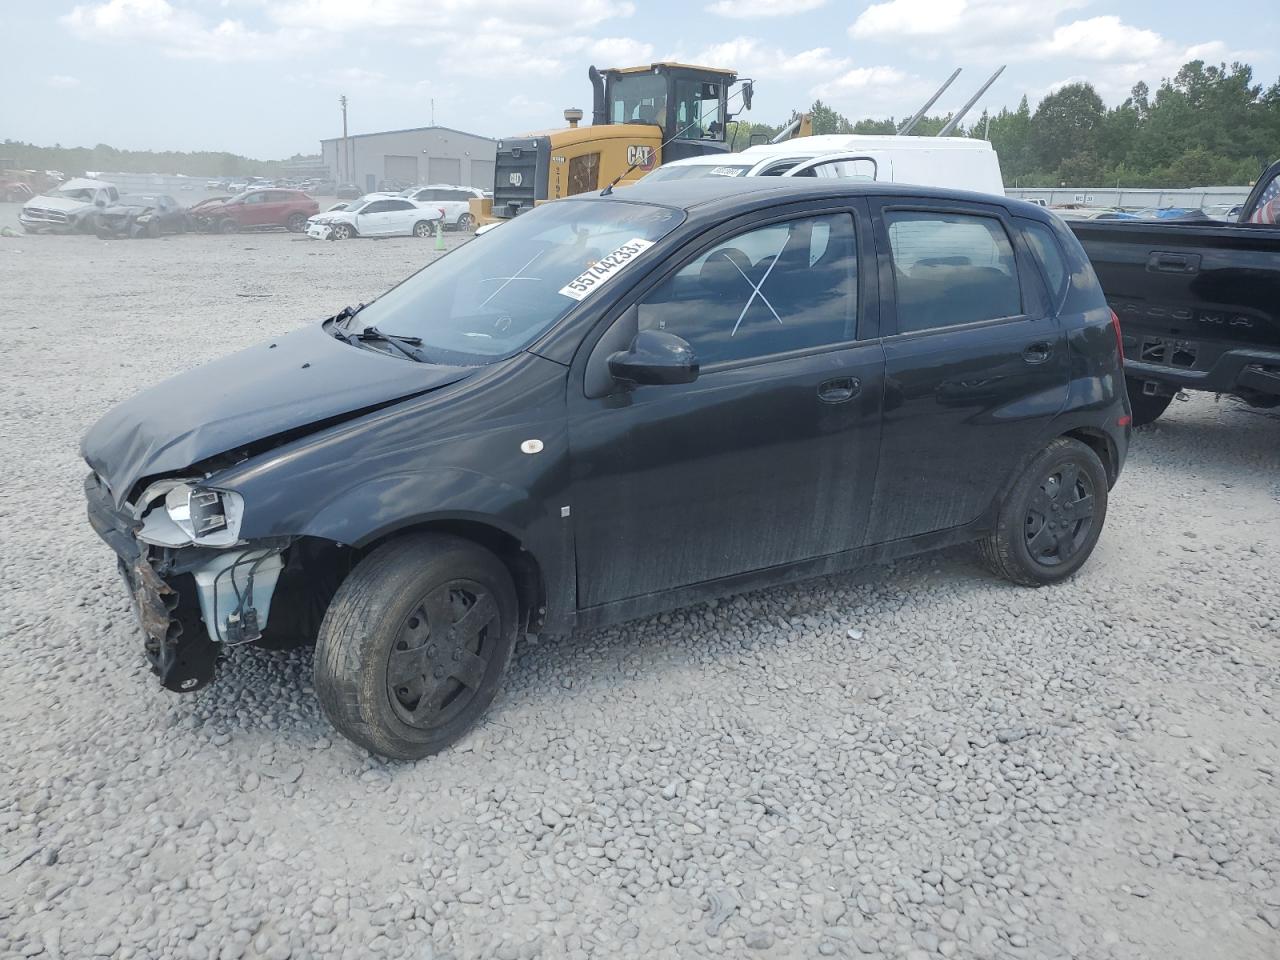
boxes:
[24,194,94,213]
[82,323,472,507]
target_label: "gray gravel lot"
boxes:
[1,209,1278,960]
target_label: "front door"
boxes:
[865,199,1069,543]
[569,205,885,609]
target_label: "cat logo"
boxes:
[626,145,656,170]
[508,172,524,187]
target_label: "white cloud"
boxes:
[270,0,632,33]
[812,65,938,115]
[706,0,828,18]
[47,75,81,89]
[62,0,326,61]
[1040,16,1165,62]
[849,0,968,38]
[693,37,850,80]
[588,37,655,65]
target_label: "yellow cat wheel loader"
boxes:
[470,62,756,225]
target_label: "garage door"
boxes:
[470,159,495,189]
[429,157,461,184]
[384,155,419,183]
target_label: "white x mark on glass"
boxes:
[726,245,787,336]
[480,251,544,306]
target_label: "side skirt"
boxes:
[569,512,993,634]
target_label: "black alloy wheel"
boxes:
[1022,461,1095,567]
[980,437,1109,586]
[386,580,498,730]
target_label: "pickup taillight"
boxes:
[1109,309,1124,361]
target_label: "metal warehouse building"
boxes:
[320,125,497,193]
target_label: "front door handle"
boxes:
[818,376,860,403]
[1023,341,1053,364]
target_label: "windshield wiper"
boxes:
[356,326,425,362]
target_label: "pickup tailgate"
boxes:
[1068,218,1280,398]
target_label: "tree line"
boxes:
[733,59,1280,188]
[7,58,1279,187]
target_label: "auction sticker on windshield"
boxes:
[558,238,655,301]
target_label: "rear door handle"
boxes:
[818,376,860,403]
[1146,251,1201,274]
[1023,341,1053,364]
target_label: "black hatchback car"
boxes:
[83,179,1130,760]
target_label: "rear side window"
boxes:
[1020,219,1068,308]
[885,211,1022,333]
[638,213,858,366]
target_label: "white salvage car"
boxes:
[306,197,444,240]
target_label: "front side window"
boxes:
[885,210,1022,334]
[568,154,601,195]
[638,214,858,366]
[349,199,683,364]
[792,158,877,181]
[610,74,667,125]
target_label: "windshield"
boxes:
[641,163,752,183]
[58,187,98,201]
[343,200,369,214]
[349,199,683,364]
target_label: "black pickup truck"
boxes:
[1067,160,1280,425]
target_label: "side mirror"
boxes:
[608,329,699,386]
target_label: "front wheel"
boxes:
[412,220,434,238]
[1125,379,1174,426]
[330,223,354,240]
[980,437,1108,586]
[286,212,307,232]
[218,218,239,234]
[314,534,519,760]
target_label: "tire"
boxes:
[218,218,239,234]
[314,533,519,760]
[454,212,474,230]
[331,223,354,240]
[1125,379,1174,426]
[412,220,433,238]
[145,220,161,239]
[286,212,307,233]
[979,437,1109,587]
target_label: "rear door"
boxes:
[865,197,1068,543]
[568,201,886,609]
[383,198,420,234]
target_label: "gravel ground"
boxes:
[1,210,1278,960]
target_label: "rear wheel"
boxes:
[286,212,307,233]
[413,220,434,238]
[455,212,474,230]
[314,534,519,760]
[980,437,1108,586]
[1125,379,1174,426]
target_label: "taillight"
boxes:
[1109,309,1124,360]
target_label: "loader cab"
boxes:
[596,63,739,162]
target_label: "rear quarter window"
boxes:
[1018,219,1069,309]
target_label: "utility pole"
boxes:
[431,98,435,126]
[339,95,349,183]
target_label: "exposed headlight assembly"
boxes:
[135,480,244,547]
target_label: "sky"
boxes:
[3,0,1278,159]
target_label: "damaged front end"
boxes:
[85,472,289,692]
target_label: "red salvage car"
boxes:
[193,189,319,234]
